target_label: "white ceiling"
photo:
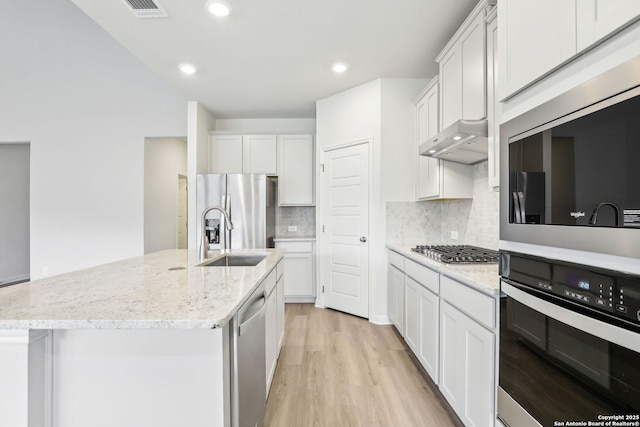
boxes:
[70,0,478,118]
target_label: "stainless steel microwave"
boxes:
[500,56,640,259]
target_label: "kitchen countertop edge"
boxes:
[0,249,286,330]
[386,244,500,296]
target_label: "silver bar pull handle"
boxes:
[512,192,522,224]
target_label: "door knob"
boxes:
[360,236,367,243]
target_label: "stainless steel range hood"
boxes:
[419,119,488,164]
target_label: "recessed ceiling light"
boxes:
[207,0,231,17]
[332,63,348,73]
[179,63,197,75]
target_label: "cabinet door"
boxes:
[460,12,486,121]
[498,0,576,99]
[440,301,495,427]
[416,80,441,200]
[439,301,464,414]
[388,264,404,335]
[243,134,277,174]
[276,275,285,352]
[404,276,421,354]
[461,313,495,427]
[265,288,277,394]
[282,253,313,297]
[209,135,243,173]
[278,134,314,205]
[486,13,500,189]
[439,47,462,130]
[577,0,640,50]
[418,287,439,383]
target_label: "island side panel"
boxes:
[0,330,52,427]
[52,327,230,427]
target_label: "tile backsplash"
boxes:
[386,161,499,250]
[276,206,316,237]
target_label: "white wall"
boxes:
[215,118,316,132]
[316,78,423,324]
[187,102,216,250]
[0,0,187,279]
[144,138,188,254]
[0,144,30,284]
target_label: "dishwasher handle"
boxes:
[238,295,266,336]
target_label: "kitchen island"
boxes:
[0,248,285,427]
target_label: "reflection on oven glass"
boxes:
[500,297,640,426]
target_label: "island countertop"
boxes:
[0,248,285,330]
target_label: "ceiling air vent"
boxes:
[121,0,169,18]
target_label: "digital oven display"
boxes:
[566,273,590,291]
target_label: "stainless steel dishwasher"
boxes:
[231,282,266,427]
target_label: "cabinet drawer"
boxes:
[405,259,439,294]
[275,241,313,253]
[264,269,277,296]
[388,250,405,271]
[440,275,495,329]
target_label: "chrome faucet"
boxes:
[200,206,234,259]
[588,201,620,227]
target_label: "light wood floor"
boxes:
[264,304,460,427]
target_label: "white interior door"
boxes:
[322,142,369,318]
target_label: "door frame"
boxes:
[315,138,373,315]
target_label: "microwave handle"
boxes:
[512,192,523,223]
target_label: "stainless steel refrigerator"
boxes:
[196,174,276,251]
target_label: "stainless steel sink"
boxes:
[198,254,267,267]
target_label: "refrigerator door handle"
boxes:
[221,194,230,249]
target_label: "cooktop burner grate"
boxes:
[410,245,499,264]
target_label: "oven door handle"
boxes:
[502,281,640,353]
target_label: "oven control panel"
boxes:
[500,251,640,327]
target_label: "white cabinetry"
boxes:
[437,4,487,129]
[403,259,439,383]
[415,79,473,201]
[439,276,495,427]
[209,134,243,173]
[499,0,640,100]
[265,261,285,395]
[577,1,640,51]
[243,134,277,175]
[387,250,405,336]
[274,240,315,303]
[415,78,441,200]
[277,134,314,206]
[486,9,499,189]
[209,134,277,174]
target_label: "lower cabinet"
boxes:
[274,240,315,303]
[440,300,495,427]
[388,263,405,336]
[266,261,285,396]
[387,249,497,427]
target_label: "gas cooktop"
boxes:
[410,245,499,264]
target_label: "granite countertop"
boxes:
[0,248,285,330]
[386,244,500,296]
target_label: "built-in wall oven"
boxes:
[498,251,640,427]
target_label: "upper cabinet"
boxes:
[209,134,277,174]
[415,77,473,201]
[437,1,489,129]
[486,9,499,190]
[277,134,315,206]
[209,132,315,206]
[209,134,244,173]
[499,0,640,100]
[243,134,277,175]
[415,78,441,200]
[577,0,640,50]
